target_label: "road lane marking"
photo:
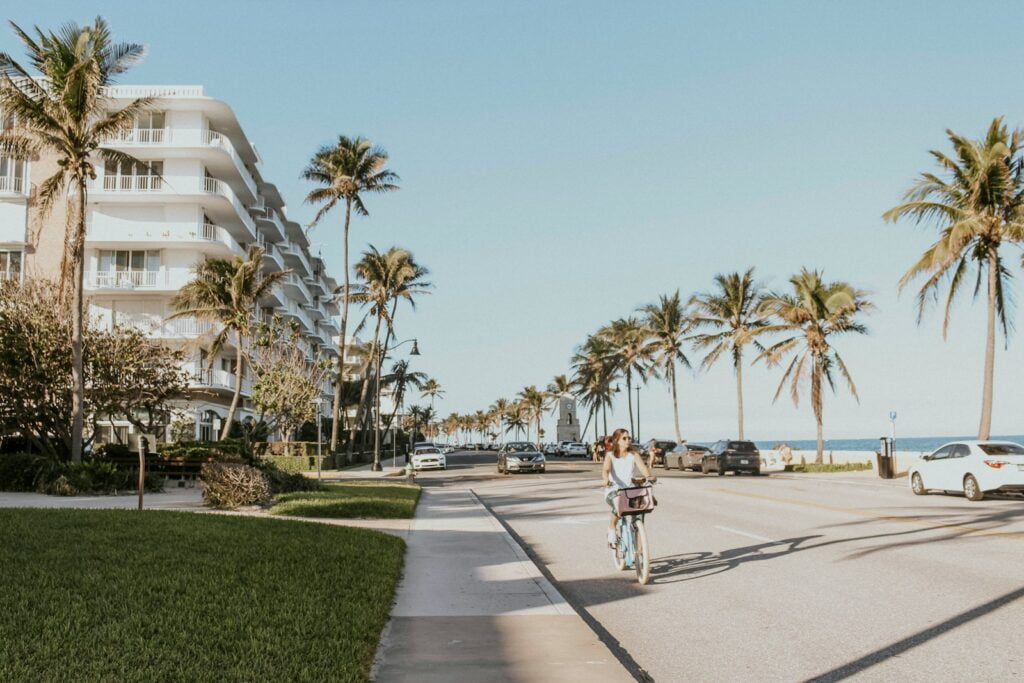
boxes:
[714,526,774,543]
[713,488,1024,540]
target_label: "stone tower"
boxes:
[555,396,581,442]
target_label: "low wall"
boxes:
[760,449,927,472]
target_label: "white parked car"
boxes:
[909,440,1024,501]
[564,442,588,457]
[544,443,560,455]
[411,446,447,471]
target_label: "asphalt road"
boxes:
[414,449,1024,682]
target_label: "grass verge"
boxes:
[784,462,873,473]
[0,509,404,682]
[272,481,421,519]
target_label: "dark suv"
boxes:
[702,440,762,475]
[643,439,678,468]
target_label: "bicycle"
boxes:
[611,477,655,585]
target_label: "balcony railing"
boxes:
[85,269,193,290]
[102,174,163,191]
[204,130,259,198]
[107,315,220,339]
[102,85,204,98]
[203,177,257,238]
[201,223,245,256]
[190,367,251,395]
[0,270,22,282]
[0,175,27,195]
[111,127,167,144]
[284,272,312,301]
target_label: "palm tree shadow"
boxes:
[649,536,822,583]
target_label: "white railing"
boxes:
[283,242,312,276]
[255,207,286,237]
[200,222,244,255]
[112,127,167,144]
[191,367,252,395]
[0,175,26,195]
[86,270,162,288]
[102,174,163,191]
[202,177,257,238]
[108,315,219,339]
[0,270,21,282]
[201,222,217,241]
[285,272,312,301]
[204,130,258,197]
[101,85,204,98]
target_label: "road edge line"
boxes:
[471,488,654,683]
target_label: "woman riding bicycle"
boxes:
[602,428,655,547]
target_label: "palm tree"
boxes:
[491,399,512,444]
[758,269,874,463]
[883,118,1024,440]
[571,334,617,438]
[0,18,151,460]
[517,386,547,449]
[639,291,692,442]
[689,269,772,440]
[170,246,288,439]
[505,403,527,440]
[381,359,426,450]
[351,246,431,470]
[303,135,399,454]
[597,317,650,435]
[421,378,445,409]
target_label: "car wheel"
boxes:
[701,461,709,474]
[911,472,927,495]
[540,467,546,474]
[963,474,984,502]
[717,466,725,476]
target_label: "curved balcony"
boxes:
[189,366,251,396]
[84,268,194,292]
[104,127,260,201]
[283,272,312,302]
[107,315,222,340]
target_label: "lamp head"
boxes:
[410,340,420,356]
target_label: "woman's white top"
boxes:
[608,452,637,490]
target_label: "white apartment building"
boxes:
[1,85,341,445]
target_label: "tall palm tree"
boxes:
[639,291,692,442]
[505,403,527,440]
[883,118,1024,440]
[303,135,399,454]
[351,246,431,470]
[689,269,772,440]
[758,269,874,463]
[421,378,445,409]
[0,18,150,460]
[517,386,547,449]
[170,246,288,439]
[597,317,650,435]
[571,334,617,438]
[381,359,426,448]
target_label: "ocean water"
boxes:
[747,435,1024,453]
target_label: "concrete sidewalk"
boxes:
[372,488,633,682]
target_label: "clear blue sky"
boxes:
[6,1,1024,442]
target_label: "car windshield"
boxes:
[507,443,534,452]
[416,448,439,454]
[979,443,1024,456]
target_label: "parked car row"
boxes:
[659,440,765,475]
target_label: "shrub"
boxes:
[257,461,322,495]
[200,462,270,509]
[160,441,244,463]
[0,453,40,491]
[784,461,873,473]
[259,455,310,474]
[94,443,134,459]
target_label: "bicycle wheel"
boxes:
[634,518,651,585]
[612,519,627,571]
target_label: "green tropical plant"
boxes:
[570,334,617,438]
[0,18,151,461]
[421,378,444,409]
[639,291,692,442]
[303,136,399,454]
[883,118,1024,439]
[169,246,289,439]
[757,269,874,463]
[689,269,772,440]
[597,317,650,436]
[350,246,431,470]
[517,386,547,448]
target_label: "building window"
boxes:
[199,410,219,442]
[104,160,163,191]
[0,156,26,194]
[0,250,22,281]
[96,250,160,287]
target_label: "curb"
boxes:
[472,489,653,683]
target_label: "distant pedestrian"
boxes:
[779,443,793,465]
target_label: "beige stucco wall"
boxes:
[22,151,68,280]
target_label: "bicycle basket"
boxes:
[615,486,655,515]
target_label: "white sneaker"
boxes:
[607,528,617,548]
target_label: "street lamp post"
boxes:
[372,338,420,472]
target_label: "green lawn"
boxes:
[272,481,421,519]
[0,509,404,682]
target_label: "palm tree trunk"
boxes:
[626,372,635,435]
[735,357,745,441]
[371,315,384,471]
[221,331,244,440]
[602,403,607,436]
[330,199,353,453]
[978,249,997,440]
[70,180,87,462]
[669,361,683,442]
[346,355,373,462]
[812,361,824,464]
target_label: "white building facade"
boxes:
[4,85,341,445]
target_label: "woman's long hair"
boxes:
[608,427,631,457]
